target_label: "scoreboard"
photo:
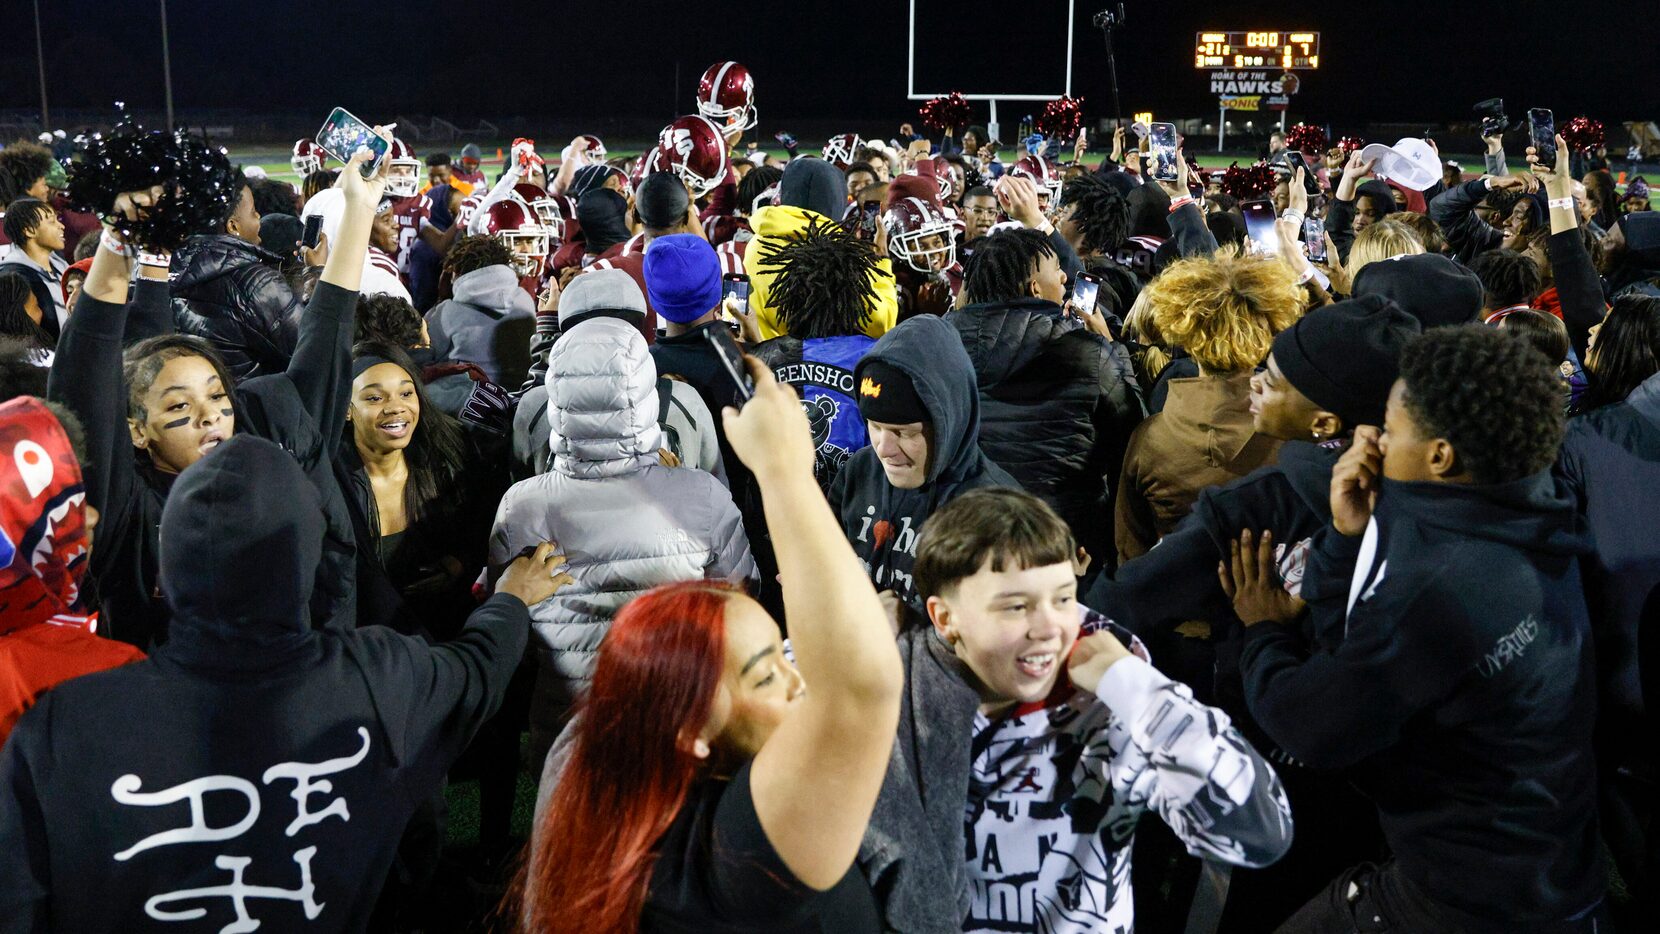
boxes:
[1194,31,1320,69]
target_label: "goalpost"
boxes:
[907,0,1077,143]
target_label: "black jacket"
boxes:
[171,234,305,381]
[1557,369,1660,741]
[827,316,1017,609]
[948,297,1143,561]
[1240,473,1603,929]
[0,436,528,933]
[48,279,360,648]
[1428,179,1511,266]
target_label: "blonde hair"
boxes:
[1145,249,1305,373]
[1346,218,1424,281]
[1122,288,1171,385]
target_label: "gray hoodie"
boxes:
[423,264,535,386]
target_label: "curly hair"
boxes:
[1580,294,1660,413]
[1057,173,1130,255]
[755,216,884,339]
[1467,248,1542,309]
[961,229,1056,306]
[0,142,54,206]
[1144,249,1305,373]
[737,164,783,216]
[1346,218,1424,280]
[444,234,514,278]
[355,293,425,348]
[1398,325,1565,484]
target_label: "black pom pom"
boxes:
[66,111,242,252]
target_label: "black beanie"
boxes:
[856,359,929,424]
[635,171,690,229]
[576,188,631,253]
[1271,295,1421,430]
[1351,253,1483,330]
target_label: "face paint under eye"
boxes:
[159,416,191,431]
[220,408,233,418]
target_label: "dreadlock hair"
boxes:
[444,234,515,278]
[1468,248,1542,310]
[1579,294,1660,413]
[736,164,783,216]
[302,169,339,203]
[755,216,883,339]
[1398,325,1565,484]
[1,198,54,247]
[961,229,1057,305]
[1057,173,1130,255]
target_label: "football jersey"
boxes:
[390,195,432,276]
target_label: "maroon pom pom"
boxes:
[1285,123,1327,155]
[1336,136,1366,156]
[1035,96,1085,141]
[919,93,974,133]
[1561,117,1605,154]
[1218,161,1276,200]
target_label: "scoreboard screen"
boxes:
[1194,31,1320,69]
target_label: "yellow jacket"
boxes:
[744,205,898,340]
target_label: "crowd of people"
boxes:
[0,58,1655,933]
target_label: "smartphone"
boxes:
[721,272,750,308]
[703,322,755,403]
[859,200,881,238]
[301,213,325,250]
[1303,216,1328,263]
[1071,272,1101,314]
[1149,123,1179,181]
[1528,108,1557,166]
[1242,200,1279,256]
[315,107,390,178]
[1285,151,1321,196]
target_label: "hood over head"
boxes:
[451,263,536,319]
[545,317,662,479]
[0,398,93,635]
[1126,183,1173,239]
[780,157,846,221]
[576,188,631,252]
[159,435,321,663]
[1354,179,1400,219]
[853,315,988,486]
[1378,470,1591,559]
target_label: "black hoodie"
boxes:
[0,436,530,932]
[1240,472,1603,929]
[48,279,360,647]
[827,316,1017,608]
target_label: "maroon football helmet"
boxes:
[291,139,326,177]
[822,133,864,170]
[1009,156,1061,212]
[696,61,757,134]
[386,139,421,198]
[579,134,607,163]
[529,190,575,245]
[471,196,549,277]
[884,196,957,273]
[653,115,731,198]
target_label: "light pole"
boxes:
[160,0,175,129]
[32,0,49,130]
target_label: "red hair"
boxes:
[513,580,737,933]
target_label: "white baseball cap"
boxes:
[1360,138,1441,192]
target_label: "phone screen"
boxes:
[1285,151,1321,195]
[1242,200,1279,256]
[301,214,325,250]
[315,107,391,178]
[1150,123,1179,181]
[702,321,756,403]
[721,273,750,306]
[1528,108,1557,166]
[1303,216,1328,263]
[1071,274,1100,314]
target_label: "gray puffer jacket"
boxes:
[489,317,756,710]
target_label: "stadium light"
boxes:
[160,0,175,129]
[32,0,48,130]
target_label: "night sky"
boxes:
[3,0,1654,139]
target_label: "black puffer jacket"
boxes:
[171,233,304,380]
[949,298,1144,563]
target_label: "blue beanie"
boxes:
[644,234,722,324]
